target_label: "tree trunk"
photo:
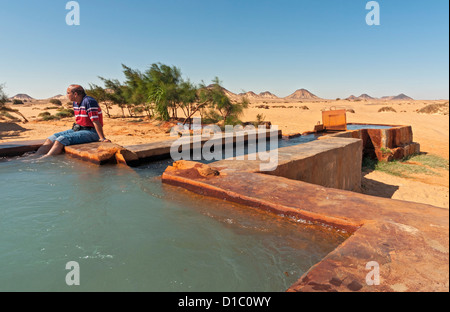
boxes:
[182,102,207,125]
[104,103,111,118]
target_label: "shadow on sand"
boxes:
[0,122,29,140]
[361,169,400,199]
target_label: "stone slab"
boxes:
[64,142,138,165]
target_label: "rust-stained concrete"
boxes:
[213,137,363,192]
[64,142,139,165]
[63,128,282,166]
[162,161,449,292]
[0,129,281,165]
[322,124,420,161]
[0,139,45,157]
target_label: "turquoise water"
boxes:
[347,124,393,130]
[0,156,348,292]
[198,133,320,164]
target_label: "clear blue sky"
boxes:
[0,0,448,100]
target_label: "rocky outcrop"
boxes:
[165,160,220,178]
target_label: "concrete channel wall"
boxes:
[323,124,420,161]
[212,137,363,192]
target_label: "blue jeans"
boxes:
[48,129,100,146]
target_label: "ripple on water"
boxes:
[0,156,347,291]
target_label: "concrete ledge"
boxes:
[322,125,420,161]
[162,164,449,292]
[0,139,45,157]
[213,137,363,192]
[64,129,281,166]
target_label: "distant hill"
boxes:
[258,91,278,99]
[284,89,320,100]
[381,94,414,101]
[238,91,259,99]
[238,91,279,100]
[205,84,238,99]
[9,93,34,100]
[345,94,376,101]
[358,94,375,100]
[392,93,414,101]
[48,94,68,101]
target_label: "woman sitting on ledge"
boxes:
[36,84,111,158]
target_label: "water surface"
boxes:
[0,156,348,291]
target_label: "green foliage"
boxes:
[97,78,129,118]
[42,115,60,121]
[362,154,449,178]
[178,80,198,121]
[0,111,19,121]
[49,99,62,106]
[0,85,27,122]
[38,111,60,121]
[88,63,249,125]
[198,77,248,125]
[87,83,113,117]
[133,106,144,114]
[224,115,243,126]
[55,109,74,118]
[380,147,393,155]
[0,84,7,108]
[254,113,266,127]
[148,85,169,121]
[38,111,51,117]
[12,99,23,105]
[146,63,183,121]
[202,109,222,124]
[404,154,449,170]
[378,106,397,113]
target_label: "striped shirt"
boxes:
[73,95,103,127]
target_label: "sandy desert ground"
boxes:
[1,97,448,209]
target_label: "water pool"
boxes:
[347,124,393,130]
[0,156,348,291]
[198,133,321,164]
